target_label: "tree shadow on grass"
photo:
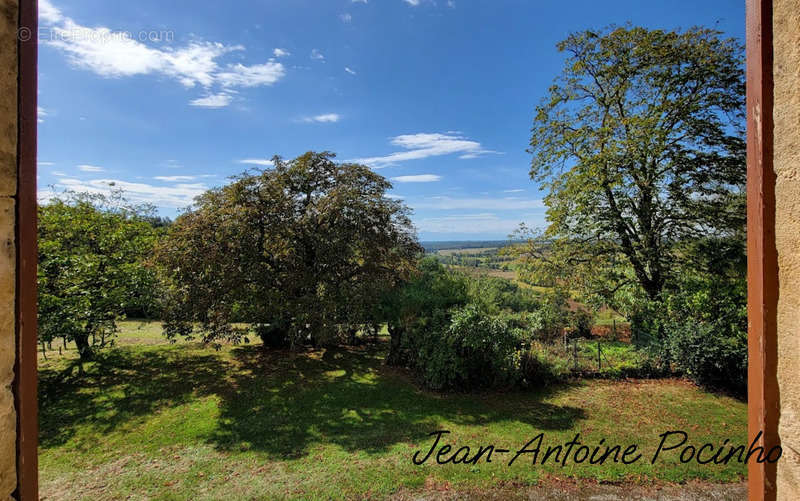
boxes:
[39,342,586,460]
[207,343,587,459]
[38,346,233,449]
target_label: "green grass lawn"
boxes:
[39,322,746,500]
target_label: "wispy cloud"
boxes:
[273,48,290,58]
[345,66,357,75]
[37,106,48,123]
[404,0,421,5]
[40,0,285,107]
[154,175,197,182]
[503,189,524,193]
[352,132,499,168]
[352,0,368,3]
[190,93,233,108]
[239,158,274,166]
[311,49,325,61]
[38,161,55,166]
[39,0,63,24]
[301,113,340,123]
[340,13,353,23]
[391,174,441,183]
[216,62,285,88]
[77,164,104,172]
[42,177,208,208]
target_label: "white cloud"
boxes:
[345,66,357,75]
[39,0,63,24]
[190,93,233,108]
[352,0,368,3]
[391,174,441,183]
[154,175,197,182]
[38,161,55,166]
[47,178,207,208]
[311,49,325,61]
[404,0,421,5]
[41,2,286,107]
[37,106,47,123]
[352,132,499,168]
[301,113,340,123]
[239,158,274,166]
[77,164,104,172]
[52,171,66,176]
[216,62,285,88]
[447,0,456,7]
[413,196,544,210]
[340,13,353,23]
[273,48,290,58]
[503,189,524,193]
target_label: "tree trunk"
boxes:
[386,324,405,366]
[74,333,94,361]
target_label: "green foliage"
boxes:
[382,259,580,390]
[38,191,159,362]
[414,303,522,390]
[625,239,747,393]
[156,151,422,348]
[662,271,747,393]
[525,290,570,342]
[518,25,745,305]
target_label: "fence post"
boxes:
[597,341,601,370]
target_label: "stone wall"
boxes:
[0,0,17,497]
[774,0,800,498]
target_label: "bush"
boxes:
[664,320,746,392]
[413,304,521,390]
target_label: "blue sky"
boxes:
[37,0,744,241]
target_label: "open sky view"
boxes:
[36,0,743,241]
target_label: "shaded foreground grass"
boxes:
[39,323,746,500]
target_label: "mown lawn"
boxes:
[39,322,747,500]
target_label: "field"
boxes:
[38,321,747,500]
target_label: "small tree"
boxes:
[38,191,160,366]
[156,151,421,347]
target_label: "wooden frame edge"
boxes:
[13,0,38,499]
[746,0,778,500]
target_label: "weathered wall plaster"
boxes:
[774,0,800,498]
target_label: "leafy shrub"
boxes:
[628,270,747,394]
[664,320,746,392]
[526,291,570,342]
[414,304,521,390]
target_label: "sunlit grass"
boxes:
[38,321,746,500]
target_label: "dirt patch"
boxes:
[391,479,746,501]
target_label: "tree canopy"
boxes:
[519,26,745,304]
[38,192,160,363]
[155,151,422,347]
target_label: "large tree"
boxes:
[522,26,745,303]
[156,151,421,347]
